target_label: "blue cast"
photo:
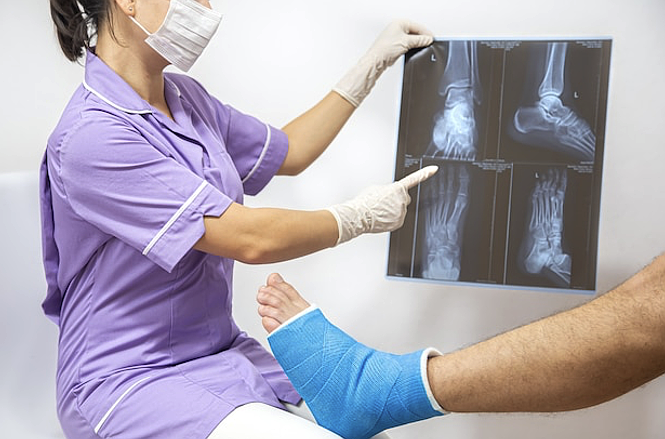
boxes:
[268,308,444,439]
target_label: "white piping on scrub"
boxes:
[143,181,209,256]
[94,376,152,434]
[82,78,152,115]
[242,123,272,184]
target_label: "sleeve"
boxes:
[59,116,231,273]
[215,103,289,196]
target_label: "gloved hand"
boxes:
[333,20,434,107]
[327,166,438,245]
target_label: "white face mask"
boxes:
[131,0,223,72]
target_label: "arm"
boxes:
[429,253,665,413]
[194,203,338,264]
[194,166,438,263]
[278,92,354,176]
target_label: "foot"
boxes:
[257,273,311,333]
[257,275,444,439]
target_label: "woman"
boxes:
[42,0,435,438]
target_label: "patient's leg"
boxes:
[257,274,444,439]
[421,164,470,280]
[426,41,481,161]
[511,43,596,161]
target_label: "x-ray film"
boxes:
[388,39,612,293]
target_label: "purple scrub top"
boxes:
[39,51,300,439]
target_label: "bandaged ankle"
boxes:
[267,308,445,439]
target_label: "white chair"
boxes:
[0,171,65,438]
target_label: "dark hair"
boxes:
[50,0,113,61]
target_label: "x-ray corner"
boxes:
[388,38,612,293]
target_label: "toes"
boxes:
[257,303,282,322]
[257,286,291,310]
[257,291,294,321]
[267,273,284,286]
[256,288,277,306]
[267,274,300,300]
[261,316,281,334]
[257,303,273,318]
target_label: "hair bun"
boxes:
[50,0,107,61]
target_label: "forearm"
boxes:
[429,254,665,413]
[277,21,433,176]
[195,203,339,264]
[278,92,355,176]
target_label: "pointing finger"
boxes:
[398,165,438,190]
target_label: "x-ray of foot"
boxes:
[421,163,471,281]
[518,168,571,287]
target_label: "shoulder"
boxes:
[50,85,138,150]
[50,104,142,178]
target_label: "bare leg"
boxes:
[428,254,665,413]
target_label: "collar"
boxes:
[82,50,182,115]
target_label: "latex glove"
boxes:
[327,166,438,245]
[333,20,434,107]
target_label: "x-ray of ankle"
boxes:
[425,41,481,161]
[420,164,471,281]
[509,42,596,161]
[517,168,571,287]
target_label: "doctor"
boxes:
[43,0,435,438]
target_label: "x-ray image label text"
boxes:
[388,39,611,292]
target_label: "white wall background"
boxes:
[2,0,665,438]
